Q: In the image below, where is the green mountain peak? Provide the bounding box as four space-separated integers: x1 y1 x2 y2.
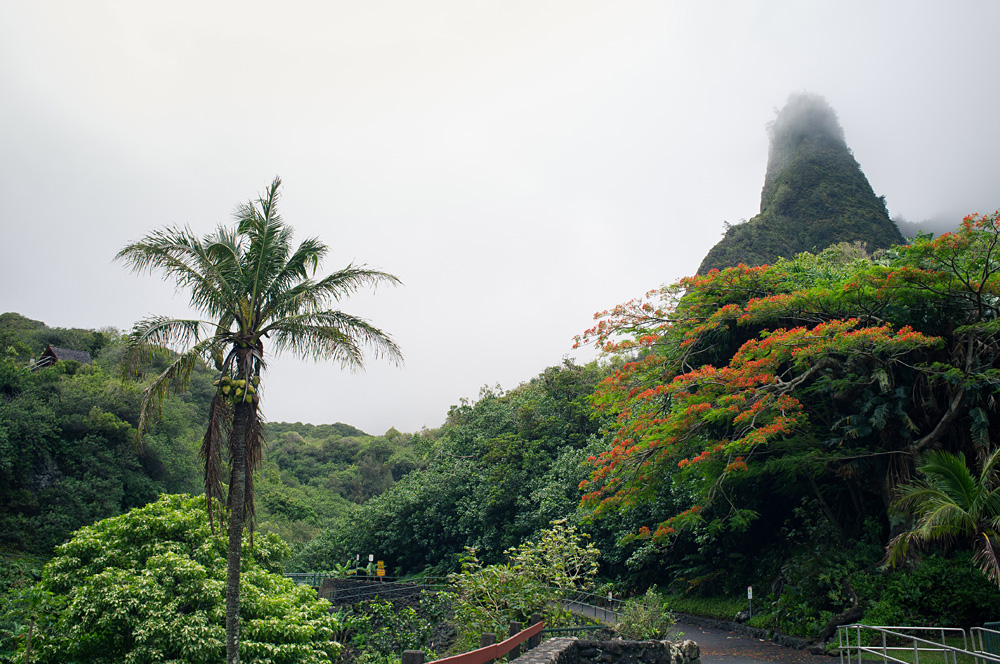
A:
698 93 904 274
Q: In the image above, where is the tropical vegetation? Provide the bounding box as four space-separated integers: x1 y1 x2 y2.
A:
885 449 1000 584
10 494 341 664
5 112 1000 659
114 176 402 663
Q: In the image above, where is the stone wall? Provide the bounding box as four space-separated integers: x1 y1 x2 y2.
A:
511 637 700 664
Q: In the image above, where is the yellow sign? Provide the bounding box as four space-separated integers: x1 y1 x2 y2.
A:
377 568 386 577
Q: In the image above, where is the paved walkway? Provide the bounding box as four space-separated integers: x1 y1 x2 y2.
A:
564 598 838 664
674 618 835 664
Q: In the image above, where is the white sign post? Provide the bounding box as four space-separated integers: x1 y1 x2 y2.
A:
747 586 753 619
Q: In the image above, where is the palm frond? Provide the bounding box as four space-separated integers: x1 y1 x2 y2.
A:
264 311 403 367
981 446 1000 493
243 406 265 543
973 532 1000 586
236 177 293 314
262 236 328 304
919 450 978 507
887 448 1000 587
883 530 917 569
262 264 402 322
311 264 403 301
117 226 240 320
131 334 218 443
122 316 207 361
201 393 232 533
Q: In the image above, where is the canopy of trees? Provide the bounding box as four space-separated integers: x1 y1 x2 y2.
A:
289 360 608 574
11 494 341 664
575 213 1000 596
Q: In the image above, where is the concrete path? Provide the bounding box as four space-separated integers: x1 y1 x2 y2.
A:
674 618 834 664
564 600 836 664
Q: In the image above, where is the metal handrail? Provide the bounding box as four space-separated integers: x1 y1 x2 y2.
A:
290 572 625 626
972 628 1000 662
838 624 1000 664
561 589 622 623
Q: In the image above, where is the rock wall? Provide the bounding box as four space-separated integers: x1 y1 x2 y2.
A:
511 637 700 664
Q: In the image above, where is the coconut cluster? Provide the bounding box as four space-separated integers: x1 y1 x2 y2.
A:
213 375 260 403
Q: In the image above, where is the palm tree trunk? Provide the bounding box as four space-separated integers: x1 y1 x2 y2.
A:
225 399 252 664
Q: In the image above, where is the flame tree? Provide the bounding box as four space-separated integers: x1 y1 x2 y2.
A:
577 213 1000 557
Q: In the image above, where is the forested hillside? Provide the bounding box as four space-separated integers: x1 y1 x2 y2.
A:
295 215 1000 637
5 99 1000 654
0 313 207 555
699 94 904 272
0 314 426 557
258 422 433 542
290 360 608 574
6 209 1000 648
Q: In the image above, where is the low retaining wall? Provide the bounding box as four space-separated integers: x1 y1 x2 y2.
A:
511 637 700 664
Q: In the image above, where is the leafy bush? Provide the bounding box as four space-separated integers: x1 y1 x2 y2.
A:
856 552 1000 628
507 520 600 591
449 550 559 651
7 494 341 664
336 592 453 664
448 520 601 650
616 588 674 640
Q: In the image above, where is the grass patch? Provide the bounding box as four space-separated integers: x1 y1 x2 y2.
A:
659 593 747 621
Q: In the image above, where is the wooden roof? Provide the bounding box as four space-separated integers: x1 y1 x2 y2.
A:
41 346 93 365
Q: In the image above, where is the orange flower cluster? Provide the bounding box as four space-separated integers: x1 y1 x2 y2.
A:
574 213 1000 541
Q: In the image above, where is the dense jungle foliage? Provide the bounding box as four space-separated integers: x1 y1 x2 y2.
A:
5 221 1000 657
0 313 425 564
296 217 1000 638
289 360 609 574
574 213 1000 633
8 494 342 664
6 213 1000 655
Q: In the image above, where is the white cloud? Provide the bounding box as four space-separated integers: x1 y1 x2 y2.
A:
3 1 1000 433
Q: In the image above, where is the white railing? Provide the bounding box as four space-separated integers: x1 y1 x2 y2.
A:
972 628 1000 664
838 624 1000 664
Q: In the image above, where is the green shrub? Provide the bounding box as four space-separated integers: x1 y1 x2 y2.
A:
617 588 675 640
8 494 341 664
448 521 601 650
856 552 1000 628
337 592 452 664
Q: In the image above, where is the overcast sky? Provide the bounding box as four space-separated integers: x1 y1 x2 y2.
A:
3 1 1000 435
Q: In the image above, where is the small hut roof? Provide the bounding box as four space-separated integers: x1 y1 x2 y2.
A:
44 346 93 364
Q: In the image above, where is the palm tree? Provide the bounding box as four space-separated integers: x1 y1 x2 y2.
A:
884 448 1000 586
116 177 402 664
